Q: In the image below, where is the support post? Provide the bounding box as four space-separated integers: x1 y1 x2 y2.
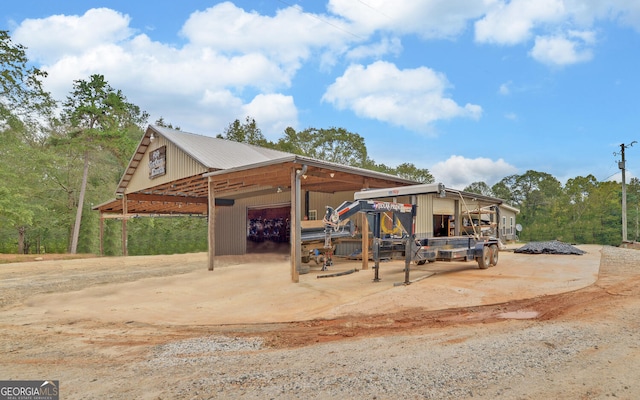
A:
290 166 305 282
361 214 369 270
618 141 636 243
621 144 628 242
99 215 104 256
208 176 216 271
404 237 411 285
121 195 128 256
372 213 381 282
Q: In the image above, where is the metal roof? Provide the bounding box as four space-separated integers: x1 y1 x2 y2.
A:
153 125 293 170
96 125 419 216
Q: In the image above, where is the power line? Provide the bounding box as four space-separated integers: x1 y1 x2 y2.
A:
355 0 392 20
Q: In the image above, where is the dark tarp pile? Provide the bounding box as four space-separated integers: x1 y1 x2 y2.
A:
514 240 586 255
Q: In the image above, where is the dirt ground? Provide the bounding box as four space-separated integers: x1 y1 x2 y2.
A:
1 245 639 399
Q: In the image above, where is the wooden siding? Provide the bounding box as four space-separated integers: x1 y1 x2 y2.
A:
126 135 208 194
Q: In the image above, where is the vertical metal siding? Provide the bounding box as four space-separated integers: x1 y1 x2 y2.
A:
127 136 208 194
308 191 353 220
215 191 358 255
416 194 434 238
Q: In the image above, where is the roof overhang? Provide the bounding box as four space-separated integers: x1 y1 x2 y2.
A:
95 155 418 216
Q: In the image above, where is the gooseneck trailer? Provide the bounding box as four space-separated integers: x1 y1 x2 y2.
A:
323 197 500 284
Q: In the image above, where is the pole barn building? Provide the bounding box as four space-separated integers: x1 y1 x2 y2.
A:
93 125 418 282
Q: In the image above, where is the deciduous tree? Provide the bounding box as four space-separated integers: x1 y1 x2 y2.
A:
58 74 147 253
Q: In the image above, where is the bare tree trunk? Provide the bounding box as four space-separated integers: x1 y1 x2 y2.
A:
70 150 90 254
17 226 26 254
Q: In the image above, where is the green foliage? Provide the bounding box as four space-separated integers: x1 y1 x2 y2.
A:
126 217 208 255
0 30 631 253
275 126 369 167
464 181 494 196
495 171 624 246
217 116 268 147
55 74 148 253
0 30 55 133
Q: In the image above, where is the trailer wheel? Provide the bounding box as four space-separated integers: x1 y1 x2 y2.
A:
477 246 491 269
489 244 499 266
416 259 427 265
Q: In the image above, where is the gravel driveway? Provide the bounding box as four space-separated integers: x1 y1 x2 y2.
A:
1 246 639 399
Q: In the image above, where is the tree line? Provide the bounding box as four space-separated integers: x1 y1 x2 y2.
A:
0 31 632 255
464 172 636 246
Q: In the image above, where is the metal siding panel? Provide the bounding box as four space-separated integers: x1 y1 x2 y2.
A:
214 191 357 255
416 195 434 238
308 191 353 220
127 136 207 194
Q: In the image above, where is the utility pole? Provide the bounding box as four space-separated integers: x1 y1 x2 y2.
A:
616 141 636 243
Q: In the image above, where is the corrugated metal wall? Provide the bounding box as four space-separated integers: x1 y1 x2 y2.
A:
415 194 434 238
215 190 355 255
307 191 353 221
127 136 208 194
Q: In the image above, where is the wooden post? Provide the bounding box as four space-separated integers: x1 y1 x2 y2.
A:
208 176 216 271
361 213 369 270
99 215 104 256
121 195 128 256
290 168 300 283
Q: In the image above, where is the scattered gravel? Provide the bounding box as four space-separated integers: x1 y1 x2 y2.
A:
131 245 640 399
514 240 586 255
143 324 602 399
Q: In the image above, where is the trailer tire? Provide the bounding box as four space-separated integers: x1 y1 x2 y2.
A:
477 246 491 269
416 259 427 265
489 244 499 266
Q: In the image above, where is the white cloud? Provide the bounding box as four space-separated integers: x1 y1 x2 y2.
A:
430 155 518 189
346 36 403 60
9 0 640 140
180 2 346 69
10 5 304 138
529 32 594 66
12 8 134 64
475 0 566 45
242 94 298 141
498 81 511 95
322 61 482 133
328 0 489 39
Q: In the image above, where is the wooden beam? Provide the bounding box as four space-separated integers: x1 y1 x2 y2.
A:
127 193 208 203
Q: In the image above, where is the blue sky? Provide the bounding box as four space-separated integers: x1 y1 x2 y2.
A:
3 1 640 189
